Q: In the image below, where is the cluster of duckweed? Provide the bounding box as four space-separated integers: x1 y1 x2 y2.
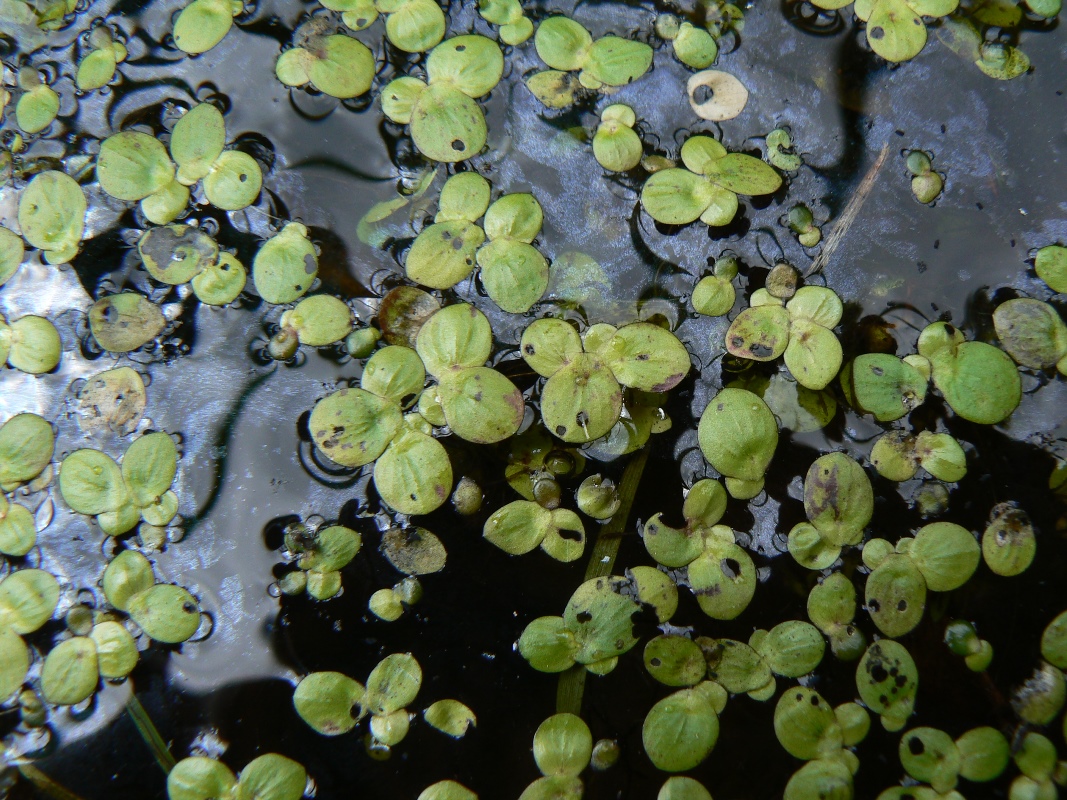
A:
0 0 1066 797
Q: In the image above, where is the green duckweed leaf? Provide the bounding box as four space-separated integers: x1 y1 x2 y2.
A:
535 17 592 72
593 111 642 172
305 569 342 600
597 323 690 392
122 432 177 507
0 569 59 634
203 150 262 211
913 431 966 482
698 388 778 491
575 474 620 520
976 42 1030 80
426 35 503 98
1041 612 1067 669
405 221 485 289
0 628 30 701
369 708 410 745
298 525 361 572
784 760 853 800
910 521 980 592
788 522 841 570
994 298 1067 370
657 777 712 800
139 178 188 226
673 23 718 69
687 542 756 620
705 152 782 196
583 36 653 87
18 170 86 263
415 303 491 377
900 727 960 793
89 292 167 353
41 636 98 705
436 172 491 223
102 550 155 612
310 387 403 468
438 367 524 444
0 502 35 557
373 429 452 515
692 275 735 317
807 572 857 632
15 84 59 134
865 0 926 63
784 318 842 390
701 637 771 694
642 686 719 772
477 239 549 313
956 727 1009 783
774 687 842 760
787 286 843 328
1035 245 1067 294
804 453 873 547
138 224 218 285
127 583 201 643
364 652 421 716
252 222 317 305
361 345 426 404
520 319 581 378
235 753 307 800
757 621 825 677
0 413 53 487
0 226 24 286
423 699 476 738
856 640 918 731
525 70 581 109
59 449 125 515
418 780 477 800
292 35 374 98
641 169 717 225
1014 731 1058 780
518 616 578 672
533 713 591 777
541 354 623 443
484 500 552 555
410 84 486 163
98 131 175 202
170 103 226 185
644 635 707 687
865 554 926 637
5 315 61 374
923 332 1020 425
293 671 364 735
518 776 583 800
380 526 445 575
725 305 790 361
89 620 138 679
167 757 238 800
564 577 639 666
385 0 446 53
767 129 803 171
846 353 927 422
379 77 427 125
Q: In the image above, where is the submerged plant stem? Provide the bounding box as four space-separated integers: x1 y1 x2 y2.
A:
126 693 177 773
556 446 651 715
17 764 86 800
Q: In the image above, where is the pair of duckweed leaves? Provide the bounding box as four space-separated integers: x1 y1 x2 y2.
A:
103 549 203 644
773 687 869 779
725 285 844 391
173 0 244 55
787 204 822 247
994 297 1067 374
1004 731 1067 800
368 575 423 622
293 653 475 745
167 753 306 800
870 429 967 483
787 452 873 569
0 569 60 701
40 612 139 706
641 135 782 228
809 0 957 64
405 172 550 313
905 150 944 204
642 680 726 773
381 35 504 163
75 25 127 91
58 432 180 536
517 571 677 675
691 253 740 318
697 387 778 499
483 500 586 562
592 104 643 173
519 713 591 800
477 0 533 45
17 169 86 265
323 0 446 52
88 292 167 352
0 310 61 374
862 522 980 638
943 619 994 672
279 523 362 600
808 572 867 661
138 223 247 305
655 14 720 70
97 102 263 224
917 320 1021 425
878 726 1009 796
270 295 355 359
275 31 375 100
520 317 690 444
14 67 59 135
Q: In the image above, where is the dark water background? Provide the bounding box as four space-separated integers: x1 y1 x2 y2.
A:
2 0 1067 797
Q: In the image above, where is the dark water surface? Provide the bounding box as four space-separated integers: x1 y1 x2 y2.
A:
2 0 1067 797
